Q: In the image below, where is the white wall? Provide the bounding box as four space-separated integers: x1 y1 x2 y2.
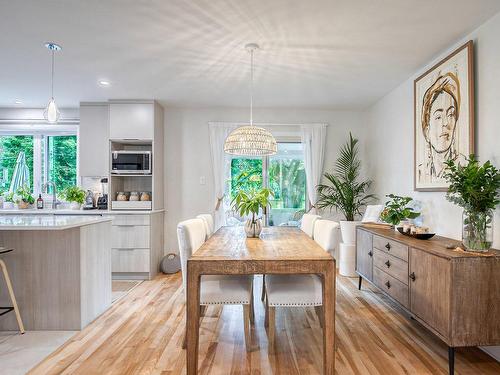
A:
164 107 367 251
365 12 500 360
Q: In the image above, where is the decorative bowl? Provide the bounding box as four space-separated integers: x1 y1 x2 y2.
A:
397 227 435 240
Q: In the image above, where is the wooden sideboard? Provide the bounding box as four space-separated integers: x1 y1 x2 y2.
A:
355 226 500 375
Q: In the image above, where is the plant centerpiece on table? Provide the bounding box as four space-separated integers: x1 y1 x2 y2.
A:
443 155 500 252
380 194 420 229
61 186 86 210
316 132 375 245
231 188 273 238
14 185 35 209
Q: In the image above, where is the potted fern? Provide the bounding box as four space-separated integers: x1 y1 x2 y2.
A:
231 188 273 237
443 155 500 252
316 133 375 244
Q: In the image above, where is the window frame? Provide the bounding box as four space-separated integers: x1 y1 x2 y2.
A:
0 124 79 195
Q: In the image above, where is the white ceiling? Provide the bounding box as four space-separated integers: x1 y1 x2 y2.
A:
1 0 499 109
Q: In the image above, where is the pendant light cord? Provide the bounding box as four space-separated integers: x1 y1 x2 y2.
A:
51 49 55 99
250 48 253 126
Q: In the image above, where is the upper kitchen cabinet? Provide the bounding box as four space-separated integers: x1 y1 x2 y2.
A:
109 100 163 140
79 102 109 177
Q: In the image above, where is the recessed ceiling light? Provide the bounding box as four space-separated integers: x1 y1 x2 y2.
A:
98 80 111 87
14 100 22 105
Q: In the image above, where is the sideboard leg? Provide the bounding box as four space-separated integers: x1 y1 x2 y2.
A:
358 276 362 290
448 346 455 375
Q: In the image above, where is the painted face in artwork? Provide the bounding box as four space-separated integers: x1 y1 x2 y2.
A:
428 91 457 153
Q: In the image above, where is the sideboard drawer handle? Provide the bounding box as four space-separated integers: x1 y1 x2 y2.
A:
385 260 391 268
385 243 391 250
385 281 391 289
409 272 416 281
368 251 373 257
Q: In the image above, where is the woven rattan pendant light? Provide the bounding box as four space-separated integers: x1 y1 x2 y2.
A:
224 44 277 156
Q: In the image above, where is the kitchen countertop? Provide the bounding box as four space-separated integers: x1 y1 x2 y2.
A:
0 215 113 230
0 208 165 215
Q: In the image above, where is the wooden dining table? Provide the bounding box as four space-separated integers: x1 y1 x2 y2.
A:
186 226 336 374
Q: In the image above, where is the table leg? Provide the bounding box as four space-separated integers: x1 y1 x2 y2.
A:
322 262 335 375
186 262 200 375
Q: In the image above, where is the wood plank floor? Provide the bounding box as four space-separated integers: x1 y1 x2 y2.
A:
29 273 499 374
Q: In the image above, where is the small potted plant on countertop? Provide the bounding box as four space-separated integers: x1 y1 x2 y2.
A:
14 185 35 209
380 194 420 230
2 191 15 209
443 155 500 252
316 133 376 245
231 187 274 237
61 186 86 210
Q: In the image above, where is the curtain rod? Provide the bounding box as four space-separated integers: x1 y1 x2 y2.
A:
0 118 79 125
209 121 328 127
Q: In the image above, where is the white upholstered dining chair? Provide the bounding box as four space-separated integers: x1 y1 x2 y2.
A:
196 213 214 239
264 219 337 352
300 213 321 238
177 218 254 351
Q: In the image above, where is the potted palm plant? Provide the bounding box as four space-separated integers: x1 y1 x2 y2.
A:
443 155 500 252
231 188 274 237
316 133 375 244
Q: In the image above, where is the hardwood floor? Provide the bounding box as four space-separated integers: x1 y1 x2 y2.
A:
29 273 499 374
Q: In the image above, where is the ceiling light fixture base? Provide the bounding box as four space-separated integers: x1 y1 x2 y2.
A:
44 42 62 51
245 43 259 52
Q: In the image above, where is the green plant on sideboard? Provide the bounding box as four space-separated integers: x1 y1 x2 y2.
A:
380 194 420 226
444 155 500 252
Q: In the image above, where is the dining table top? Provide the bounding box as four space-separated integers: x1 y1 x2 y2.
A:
190 225 333 262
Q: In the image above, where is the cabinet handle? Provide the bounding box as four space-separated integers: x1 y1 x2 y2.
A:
385 281 391 289
409 272 416 281
385 243 391 250
368 251 373 257
385 260 391 268
115 224 135 227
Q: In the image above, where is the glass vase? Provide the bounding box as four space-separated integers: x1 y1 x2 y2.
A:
462 209 493 252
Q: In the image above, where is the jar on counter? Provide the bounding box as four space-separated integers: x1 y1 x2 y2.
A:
129 192 140 201
116 192 128 201
140 191 151 201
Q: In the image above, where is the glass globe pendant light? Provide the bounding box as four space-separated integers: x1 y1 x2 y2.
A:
43 42 62 124
224 43 277 156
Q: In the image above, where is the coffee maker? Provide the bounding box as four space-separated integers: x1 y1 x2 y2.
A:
97 177 108 210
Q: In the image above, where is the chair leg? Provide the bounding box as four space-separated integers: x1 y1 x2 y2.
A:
249 289 255 325
264 295 269 328
0 259 24 334
314 306 324 328
261 275 266 302
243 304 251 352
268 306 276 353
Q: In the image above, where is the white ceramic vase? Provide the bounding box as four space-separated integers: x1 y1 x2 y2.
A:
244 218 262 238
3 201 14 209
339 220 361 245
70 202 81 210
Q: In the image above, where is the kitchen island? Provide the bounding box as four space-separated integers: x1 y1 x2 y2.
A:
0 215 112 331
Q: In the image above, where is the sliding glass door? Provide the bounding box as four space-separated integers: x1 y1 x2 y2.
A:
227 142 307 226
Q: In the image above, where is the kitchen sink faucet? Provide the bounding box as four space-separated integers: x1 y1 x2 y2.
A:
42 181 59 209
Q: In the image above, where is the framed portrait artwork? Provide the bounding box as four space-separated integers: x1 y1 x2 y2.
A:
414 40 474 191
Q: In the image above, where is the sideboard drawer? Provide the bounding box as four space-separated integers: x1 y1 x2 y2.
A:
112 225 150 248
373 235 408 262
373 266 409 308
373 249 408 285
112 248 150 273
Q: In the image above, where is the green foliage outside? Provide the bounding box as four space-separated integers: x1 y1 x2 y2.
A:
380 194 420 225
0 135 77 193
230 159 263 200
47 136 77 192
0 136 34 189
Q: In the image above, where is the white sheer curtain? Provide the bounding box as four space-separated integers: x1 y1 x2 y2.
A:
208 122 237 229
301 124 327 212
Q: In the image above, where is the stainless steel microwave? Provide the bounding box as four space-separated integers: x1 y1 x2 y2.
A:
111 151 152 174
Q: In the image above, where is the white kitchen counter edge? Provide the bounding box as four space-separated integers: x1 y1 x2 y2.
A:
0 216 113 230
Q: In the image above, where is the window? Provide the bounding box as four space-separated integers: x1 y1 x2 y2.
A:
0 127 78 194
228 142 307 226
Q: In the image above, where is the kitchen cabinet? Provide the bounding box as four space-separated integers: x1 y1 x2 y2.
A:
79 102 109 176
109 101 155 140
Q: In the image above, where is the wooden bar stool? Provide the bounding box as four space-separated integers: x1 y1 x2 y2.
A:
0 247 25 333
